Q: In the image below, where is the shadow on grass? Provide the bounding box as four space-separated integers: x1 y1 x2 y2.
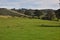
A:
38 24 60 27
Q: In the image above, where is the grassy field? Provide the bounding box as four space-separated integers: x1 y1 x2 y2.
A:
0 17 60 40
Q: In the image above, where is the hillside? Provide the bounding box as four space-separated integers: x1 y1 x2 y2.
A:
0 8 30 17
0 8 60 21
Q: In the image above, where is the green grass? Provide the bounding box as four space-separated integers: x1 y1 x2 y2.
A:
0 17 60 40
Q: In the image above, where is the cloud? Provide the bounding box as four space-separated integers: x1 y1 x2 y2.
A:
0 0 59 9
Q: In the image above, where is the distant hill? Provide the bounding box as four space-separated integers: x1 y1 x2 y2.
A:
0 8 59 21
0 8 29 17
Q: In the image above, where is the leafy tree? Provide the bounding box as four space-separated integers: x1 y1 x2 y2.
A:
34 10 43 19
55 9 60 21
42 10 57 20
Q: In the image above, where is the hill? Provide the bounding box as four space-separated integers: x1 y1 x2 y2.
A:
0 8 30 17
0 8 60 21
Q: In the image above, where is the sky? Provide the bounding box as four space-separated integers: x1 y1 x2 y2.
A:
0 0 59 9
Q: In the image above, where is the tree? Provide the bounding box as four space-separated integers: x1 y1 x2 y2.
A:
55 9 60 21
47 10 56 20
24 9 34 16
24 10 31 16
42 10 57 20
34 10 43 19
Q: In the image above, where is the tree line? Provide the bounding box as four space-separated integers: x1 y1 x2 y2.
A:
11 8 60 21
0 8 60 21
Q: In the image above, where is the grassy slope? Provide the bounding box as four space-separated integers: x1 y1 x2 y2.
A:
0 17 60 40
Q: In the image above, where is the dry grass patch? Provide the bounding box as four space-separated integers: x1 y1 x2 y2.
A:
0 15 12 18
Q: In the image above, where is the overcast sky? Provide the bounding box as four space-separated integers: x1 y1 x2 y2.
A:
0 0 59 9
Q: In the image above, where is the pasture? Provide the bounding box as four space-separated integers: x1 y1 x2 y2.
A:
0 17 60 40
